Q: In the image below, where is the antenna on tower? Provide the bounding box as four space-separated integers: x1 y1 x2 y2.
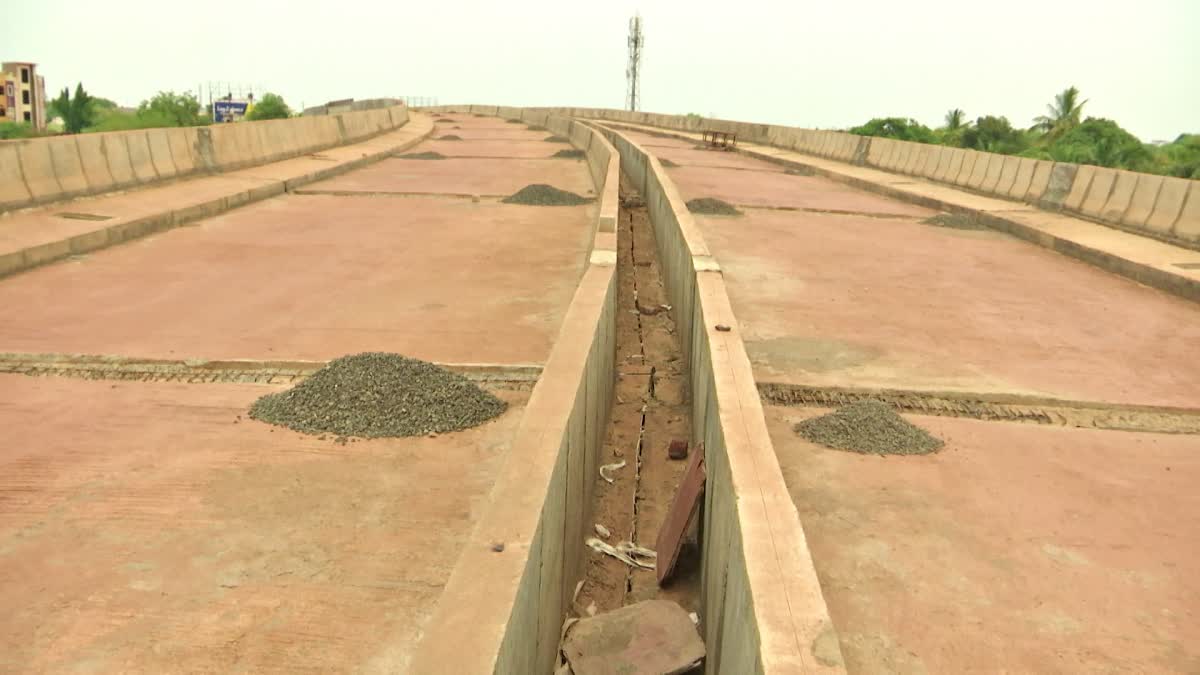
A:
626 14 644 112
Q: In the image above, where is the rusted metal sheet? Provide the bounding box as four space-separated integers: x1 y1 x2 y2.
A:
655 443 705 585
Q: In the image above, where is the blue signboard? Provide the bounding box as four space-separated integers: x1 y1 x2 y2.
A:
213 100 249 123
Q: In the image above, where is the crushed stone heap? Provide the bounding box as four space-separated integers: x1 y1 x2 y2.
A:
249 352 507 438
794 400 943 456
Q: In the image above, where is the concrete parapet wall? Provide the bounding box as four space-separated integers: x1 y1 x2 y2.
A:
0 105 409 214
501 106 1198 248
407 113 620 674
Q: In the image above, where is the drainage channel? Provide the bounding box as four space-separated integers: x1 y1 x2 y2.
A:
572 171 700 618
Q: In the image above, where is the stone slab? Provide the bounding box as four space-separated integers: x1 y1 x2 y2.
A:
562 600 705 675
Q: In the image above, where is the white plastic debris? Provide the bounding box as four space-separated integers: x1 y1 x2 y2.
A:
586 537 657 570
599 460 626 483
594 523 611 538
689 612 699 626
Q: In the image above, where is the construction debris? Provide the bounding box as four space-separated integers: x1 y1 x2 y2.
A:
794 400 944 456
437 134 463 140
398 151 447 160
668 440 688 460
248 352 506 438
544 135 570 143
923 213 988 230
502 183 592 206
562 600 704 675
656 446 706 585
586 538 656 570
599 460 626 483
686 197 742 216
594 523 611 538
553 148 587 159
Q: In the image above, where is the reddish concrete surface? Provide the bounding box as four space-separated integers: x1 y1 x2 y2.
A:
0 194 593 365
423 138 572 158
621 129 932 216
766 405 1200 674
695 207 1200 407
630 124 1200 408
0 374 527 672
309 156 594 195
0 174 277 255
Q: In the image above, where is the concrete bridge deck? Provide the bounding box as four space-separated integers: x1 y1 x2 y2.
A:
2 102 1197 673
613 125 1200 673
0 113 599 672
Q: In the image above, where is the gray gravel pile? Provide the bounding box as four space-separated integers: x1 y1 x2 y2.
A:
553 149 586 159
249 353 507 438
526 124 546 131
923 213 987 230
502 184 592 206
785 166 816 176
399 151 447 160
505 118 524 124
794 401 943 456
434 119 456 124
544 135 570 143
438 134 463 140
686 197 742 216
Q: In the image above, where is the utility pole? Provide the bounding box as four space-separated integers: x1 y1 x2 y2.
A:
626 14 644 112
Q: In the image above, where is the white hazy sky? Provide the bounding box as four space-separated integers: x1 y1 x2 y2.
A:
4 0 1197 141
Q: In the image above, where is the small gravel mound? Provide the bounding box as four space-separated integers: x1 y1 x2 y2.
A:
553 149 586 159
923 213 987 230
659 158 680 168
544 135 570 143
686 197 742 216
526 124 546 131
249 353 507 438
794 401 943 456
785 166 816 176
438 134 463 141
505 118 524 124
434 119 456 124
399 151 446 160
502 184 592 206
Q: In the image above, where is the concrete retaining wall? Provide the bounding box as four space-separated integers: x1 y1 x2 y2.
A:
459 106 1198 248
595 123 845 674
408 112 620 674
0 105 409 213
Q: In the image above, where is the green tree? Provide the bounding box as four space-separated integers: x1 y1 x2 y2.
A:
1157 134 1200 179
1033 86 1087 138
961 116 1027 155
138 91 203 126
849 117 935 143
1047 117 1152 171
50 83 97 134
943 109 966 131
246 93 291 120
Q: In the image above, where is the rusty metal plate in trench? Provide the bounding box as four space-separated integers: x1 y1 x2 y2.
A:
655 443 705 585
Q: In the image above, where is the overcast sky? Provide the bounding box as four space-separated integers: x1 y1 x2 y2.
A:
4 0 1197 141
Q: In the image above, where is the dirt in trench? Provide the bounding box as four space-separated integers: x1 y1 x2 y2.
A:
574 172 700 619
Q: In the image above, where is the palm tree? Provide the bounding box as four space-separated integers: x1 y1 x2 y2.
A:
1034 86 1087 137
944 108 966 130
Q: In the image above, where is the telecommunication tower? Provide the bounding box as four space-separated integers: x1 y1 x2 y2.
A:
626 14 644 112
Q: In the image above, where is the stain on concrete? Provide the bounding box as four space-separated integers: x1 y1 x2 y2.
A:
747 336 882 375
811 623 846 667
